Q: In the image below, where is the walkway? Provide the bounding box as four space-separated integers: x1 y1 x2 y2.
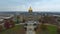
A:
25 21 36 34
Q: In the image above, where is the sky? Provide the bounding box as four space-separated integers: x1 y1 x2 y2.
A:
0 0 60 12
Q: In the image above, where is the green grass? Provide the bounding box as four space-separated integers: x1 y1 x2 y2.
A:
47 25 57 34
0 25 24 34
36 25 57 34
0 25 57 34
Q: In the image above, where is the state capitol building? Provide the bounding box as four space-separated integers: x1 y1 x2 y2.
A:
19 7 41 22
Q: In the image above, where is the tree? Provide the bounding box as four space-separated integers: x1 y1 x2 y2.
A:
9 19 15 28
40 24 47 31
22 19 25 23
16 16 20 24
4 19 10 29
0 25 3 32
57 27 60 34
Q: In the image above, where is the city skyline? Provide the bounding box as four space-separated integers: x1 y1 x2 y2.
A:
0 0 60 12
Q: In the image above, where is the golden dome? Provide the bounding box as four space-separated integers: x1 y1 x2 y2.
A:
29 6 32 10
28 6 33 13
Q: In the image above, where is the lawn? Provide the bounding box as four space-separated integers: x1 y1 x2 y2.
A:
0 24 57 34
0 25 25 34
36 25 57 34
47 25 57 34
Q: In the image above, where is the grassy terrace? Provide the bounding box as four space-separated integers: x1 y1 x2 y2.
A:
0 25 25 34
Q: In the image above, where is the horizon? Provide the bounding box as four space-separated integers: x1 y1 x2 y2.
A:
0 11 60 13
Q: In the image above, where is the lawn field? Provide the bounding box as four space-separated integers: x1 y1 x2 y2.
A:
0 25 26 34
47 25 57 34
0 24 57 34
36 25 57 34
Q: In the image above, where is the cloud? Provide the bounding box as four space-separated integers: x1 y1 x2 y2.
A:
0 5 28 11
0 0 60 11
30 0 60 11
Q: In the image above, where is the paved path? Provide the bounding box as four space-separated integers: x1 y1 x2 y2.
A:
26 21 36 34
